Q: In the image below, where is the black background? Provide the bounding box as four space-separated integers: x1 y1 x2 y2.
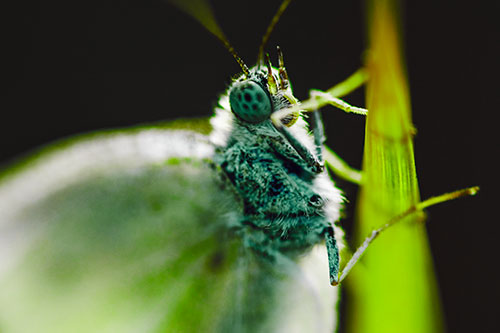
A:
2 0 498 332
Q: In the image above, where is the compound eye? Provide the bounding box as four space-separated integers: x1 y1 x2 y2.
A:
229 81 272 123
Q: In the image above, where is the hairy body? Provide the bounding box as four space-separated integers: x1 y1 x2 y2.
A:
211 67 344 283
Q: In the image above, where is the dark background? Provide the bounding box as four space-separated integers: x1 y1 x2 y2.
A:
2 0 497 332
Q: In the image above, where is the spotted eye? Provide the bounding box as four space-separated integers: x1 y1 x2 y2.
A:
229 81 272 123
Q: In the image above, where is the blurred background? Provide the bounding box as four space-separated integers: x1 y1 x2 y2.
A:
2 0 497 332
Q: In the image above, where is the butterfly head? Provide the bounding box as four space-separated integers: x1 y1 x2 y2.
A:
229 47 299 127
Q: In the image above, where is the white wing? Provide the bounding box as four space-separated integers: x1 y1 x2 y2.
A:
0 127 337 332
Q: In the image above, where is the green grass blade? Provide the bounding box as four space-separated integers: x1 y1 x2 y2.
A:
346 1 444 332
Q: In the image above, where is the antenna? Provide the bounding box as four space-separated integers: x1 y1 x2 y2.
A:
168 0 249 76
219 40 250 76
257 0 293 65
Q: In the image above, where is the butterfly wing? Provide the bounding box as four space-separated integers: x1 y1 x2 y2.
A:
0 127 337 332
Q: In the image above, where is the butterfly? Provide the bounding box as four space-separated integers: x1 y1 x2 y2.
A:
0 1 359 331
0 0 478 332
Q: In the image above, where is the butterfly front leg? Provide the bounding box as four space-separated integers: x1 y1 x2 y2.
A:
311 110 326 163
324 226 341 286
272 122 324 174
310 114 342 285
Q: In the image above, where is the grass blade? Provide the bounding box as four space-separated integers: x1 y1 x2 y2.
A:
346 1 444 332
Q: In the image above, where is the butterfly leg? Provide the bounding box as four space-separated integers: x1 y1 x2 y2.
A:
308 68 368 115
309 90 368 116
324 226 341 286
324 67 368 98
272 123 324 174
311 110 326 164
335 187 478 284
309 104 349 285
323 146 363 184
272 69 368 124
308 105 362 184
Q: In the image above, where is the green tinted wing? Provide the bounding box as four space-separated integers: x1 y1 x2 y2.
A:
0 128 337 332
0 129 237 332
